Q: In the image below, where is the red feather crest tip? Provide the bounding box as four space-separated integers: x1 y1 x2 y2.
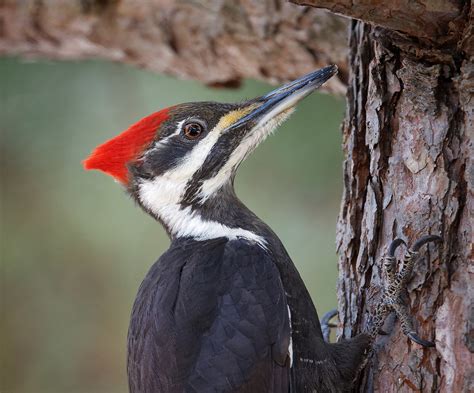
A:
83 108 171 184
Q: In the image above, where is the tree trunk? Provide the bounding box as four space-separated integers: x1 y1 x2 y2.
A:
2 0 472 391
335 17 473 393
290 1 472 391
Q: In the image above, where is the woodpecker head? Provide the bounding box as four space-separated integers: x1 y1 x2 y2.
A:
84 66 337 238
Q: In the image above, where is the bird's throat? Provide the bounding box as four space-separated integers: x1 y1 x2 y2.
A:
138 178 268 246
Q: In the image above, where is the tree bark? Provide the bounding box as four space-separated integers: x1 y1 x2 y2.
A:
291 0 467 46
2 0 472 391
334 14 473 393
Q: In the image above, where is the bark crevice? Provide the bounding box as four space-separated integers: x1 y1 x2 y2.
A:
336 14 472 392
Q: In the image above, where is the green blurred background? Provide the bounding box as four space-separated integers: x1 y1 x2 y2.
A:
1 57 344 393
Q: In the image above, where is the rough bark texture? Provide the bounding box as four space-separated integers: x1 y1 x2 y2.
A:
335 14 473 393
291 0 467 46
0 0 348 93
2 0 473 392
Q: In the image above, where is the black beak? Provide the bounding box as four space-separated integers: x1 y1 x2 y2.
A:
230 65 338 130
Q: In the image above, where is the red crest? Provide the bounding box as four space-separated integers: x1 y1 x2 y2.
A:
83 108 171 184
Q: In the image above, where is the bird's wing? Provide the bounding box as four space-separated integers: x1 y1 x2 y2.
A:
180 239 291 393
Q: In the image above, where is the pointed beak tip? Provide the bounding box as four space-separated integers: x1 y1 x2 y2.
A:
231 65 340 129
320 64 338 80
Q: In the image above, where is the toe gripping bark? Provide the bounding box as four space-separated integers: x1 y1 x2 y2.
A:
321 309 338 343
368 235 443 347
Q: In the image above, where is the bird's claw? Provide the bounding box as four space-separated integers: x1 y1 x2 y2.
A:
320 309 338 343
407 332 435 347
370 235 442 347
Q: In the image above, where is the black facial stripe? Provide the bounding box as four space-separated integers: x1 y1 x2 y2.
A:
181 124 251 205
139 137 197 177
130 102 237 180
162 102 234 137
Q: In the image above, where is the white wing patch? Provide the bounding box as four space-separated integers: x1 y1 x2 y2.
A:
288 305 293 367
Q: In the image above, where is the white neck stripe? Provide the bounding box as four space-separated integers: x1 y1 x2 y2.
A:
138 177 267 247
135 108 293 248
158 205 266 246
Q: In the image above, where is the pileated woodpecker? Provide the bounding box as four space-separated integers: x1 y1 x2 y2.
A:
84 66 440 393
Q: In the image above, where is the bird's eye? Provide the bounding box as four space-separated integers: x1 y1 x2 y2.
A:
183 123 204 140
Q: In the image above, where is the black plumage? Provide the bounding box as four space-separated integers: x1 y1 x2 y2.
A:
127 238 291 393
127 193 371 392
87 67 382 393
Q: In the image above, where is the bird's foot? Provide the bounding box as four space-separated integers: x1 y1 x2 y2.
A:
320 309 338 343
369 235 442 347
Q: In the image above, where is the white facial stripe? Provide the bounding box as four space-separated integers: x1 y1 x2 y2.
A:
137 102 297 244
159 205 266 246
144 119 185 159
139 173 185 207
139 109 248 202
137 109 267 246
138 176 266 247
156 109 251 182
177 129 221 179
198 109 294 202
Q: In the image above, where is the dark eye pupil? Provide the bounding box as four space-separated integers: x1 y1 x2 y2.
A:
184 123 203 139
188 125 200 135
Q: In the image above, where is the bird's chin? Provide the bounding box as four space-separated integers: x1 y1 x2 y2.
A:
254 107 295 139
272 107 295 127
237 107 295 164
